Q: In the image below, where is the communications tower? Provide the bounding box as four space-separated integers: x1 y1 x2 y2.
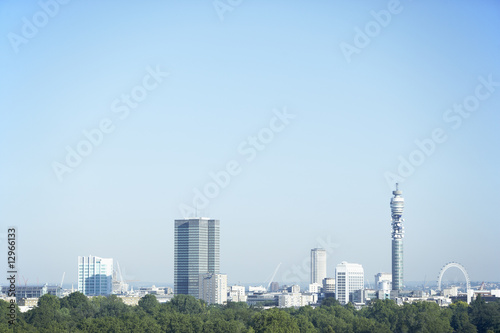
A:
390 184 405 291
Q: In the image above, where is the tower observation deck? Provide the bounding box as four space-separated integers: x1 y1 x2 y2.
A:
391 184 405 291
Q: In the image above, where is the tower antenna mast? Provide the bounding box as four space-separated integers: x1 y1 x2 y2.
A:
390 183 405 293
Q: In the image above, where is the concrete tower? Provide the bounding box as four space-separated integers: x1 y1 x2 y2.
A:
391 184 405 292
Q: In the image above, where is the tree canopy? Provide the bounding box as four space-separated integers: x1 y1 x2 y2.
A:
2 293 498 332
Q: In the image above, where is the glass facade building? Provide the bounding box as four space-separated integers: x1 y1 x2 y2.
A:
78 255 113 296
174 218 220 297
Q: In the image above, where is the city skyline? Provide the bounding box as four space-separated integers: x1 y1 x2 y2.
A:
1 1 499 286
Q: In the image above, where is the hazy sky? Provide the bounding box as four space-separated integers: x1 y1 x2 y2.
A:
1 0 499 288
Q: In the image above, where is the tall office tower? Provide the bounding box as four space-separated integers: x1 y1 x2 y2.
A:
391 184 405 292
311 248 327 285
335 262 364 305
199 273 227 305
174 218 220 297
78 255 113 296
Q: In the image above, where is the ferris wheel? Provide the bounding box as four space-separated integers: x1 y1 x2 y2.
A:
437 262 471 292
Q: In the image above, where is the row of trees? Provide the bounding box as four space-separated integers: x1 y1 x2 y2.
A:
1 293 499 332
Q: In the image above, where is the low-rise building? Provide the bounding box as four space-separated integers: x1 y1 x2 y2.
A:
228 285 247 303
1 284 62 301
278 293 301 307
323 277 335 297
246 293 278 306
352 289 377 304
117 296 141 306
137 285 171 296
309 283 322 293
249 286 267 293
155 294 175 303
18 298 38 307
278 292 317 308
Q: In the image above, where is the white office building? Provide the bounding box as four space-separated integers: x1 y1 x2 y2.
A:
228 285 247 303
279 293 301 308
311 248 327 285
335 262 364 305
375 272 392 298
278 293 316 308
78 256 113 296
199 273 227 305
309 283 322 293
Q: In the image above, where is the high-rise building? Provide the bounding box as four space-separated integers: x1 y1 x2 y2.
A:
390 184 405 291
174 218 220 297
335 261 364 305
311 248 327 285
78 255 113 296
199 273 227 305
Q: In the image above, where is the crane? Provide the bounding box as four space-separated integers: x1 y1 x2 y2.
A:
116 262 137 293
267 263 281 291
116 262 126 293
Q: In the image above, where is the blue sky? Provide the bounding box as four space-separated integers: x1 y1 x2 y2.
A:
1 0 499 287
